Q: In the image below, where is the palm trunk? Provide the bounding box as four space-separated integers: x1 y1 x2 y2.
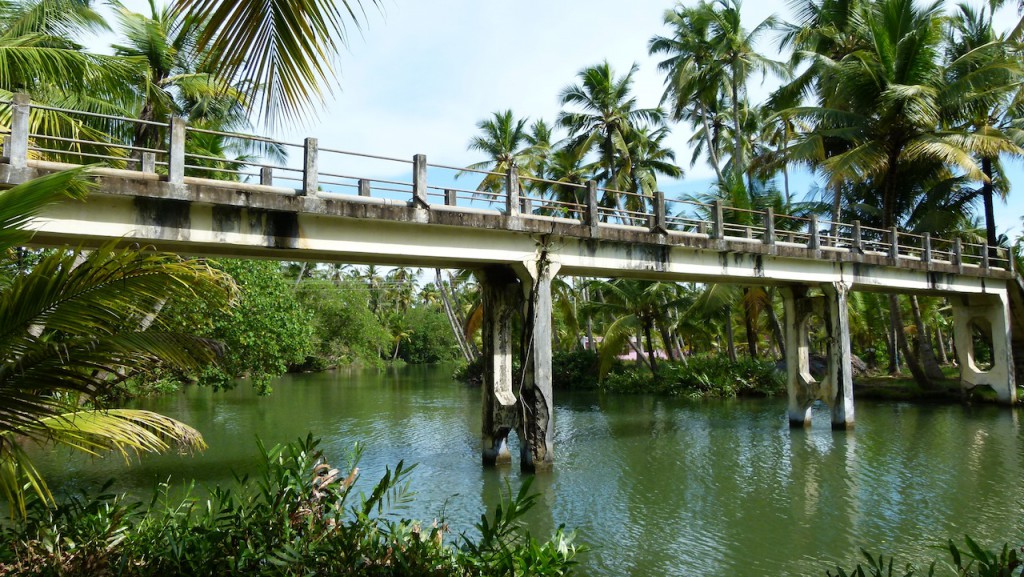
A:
936 325 949 365
983 156 997 246
436 269 475 362
766 289 785 360
743 287 758 359
293 261 308 288
697 101 728 188
657 321 677 362
731 73 744 183
910 295 944 381
888 294 938 389
725 306 737 362
887 303 901 374
831 181 842 240
644 322 658 376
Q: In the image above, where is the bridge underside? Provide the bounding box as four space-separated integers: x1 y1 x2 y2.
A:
11 167 1018 471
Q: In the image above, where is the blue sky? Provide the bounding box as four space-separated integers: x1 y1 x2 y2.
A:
99 0 1024 239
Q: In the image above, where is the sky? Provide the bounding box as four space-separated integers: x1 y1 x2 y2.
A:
95 0 1024 238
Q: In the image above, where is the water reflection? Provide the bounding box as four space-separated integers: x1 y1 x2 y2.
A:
32 366 1024 577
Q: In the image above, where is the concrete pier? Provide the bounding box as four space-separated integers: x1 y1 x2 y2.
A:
515 256 559 472
479 266 519 466
478 256 558 472
952 293 1017 403
781 283 854 429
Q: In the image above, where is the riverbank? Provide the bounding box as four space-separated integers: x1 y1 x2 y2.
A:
853 375 1022 404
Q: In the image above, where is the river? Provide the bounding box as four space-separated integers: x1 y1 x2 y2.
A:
38 364 1024 576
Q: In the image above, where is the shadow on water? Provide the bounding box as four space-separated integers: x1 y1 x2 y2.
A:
31 366 1024 577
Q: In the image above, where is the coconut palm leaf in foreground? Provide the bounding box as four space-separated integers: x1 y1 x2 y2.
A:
0 170 237 516
171 0 380 126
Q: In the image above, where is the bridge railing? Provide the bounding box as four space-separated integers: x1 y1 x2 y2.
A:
0 94 1013 275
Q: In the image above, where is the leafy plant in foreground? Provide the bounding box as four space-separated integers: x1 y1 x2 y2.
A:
0 436 583 576
827 537 1024 577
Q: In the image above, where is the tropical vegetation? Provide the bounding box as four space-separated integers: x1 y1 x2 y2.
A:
0 436 582 576
0 170 235 516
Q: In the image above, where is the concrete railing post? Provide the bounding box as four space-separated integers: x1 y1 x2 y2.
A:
852 220 863 253
8 93 29 169
445 188 456 206
585 180 599 237
809 214 820 250
168 117 186 185
763 207 775 246
301 137 318 196
982 243 990 271
413 154 430 208
711 200 724 240
358 178 371 197
652 189 667 233
142 152 156 174
506 165 520 218
953 238 963 266
922 233 931 263
889 227 900 263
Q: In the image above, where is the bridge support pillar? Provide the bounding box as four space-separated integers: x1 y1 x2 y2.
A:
477 255 558 472
781 283 854 429
952 293 1016 404
479 266 519 466
515 256 559 473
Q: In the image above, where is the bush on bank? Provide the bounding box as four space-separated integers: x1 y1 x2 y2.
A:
0 436 582 577
601 354 784 398
457 350 784 399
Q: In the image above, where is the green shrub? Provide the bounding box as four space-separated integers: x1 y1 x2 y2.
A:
295 278 392 370
0 436 582 576
399 306 461 364
602 355 784 398
551 349 600 390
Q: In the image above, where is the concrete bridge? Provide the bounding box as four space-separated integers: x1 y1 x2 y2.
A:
2 95 1019 472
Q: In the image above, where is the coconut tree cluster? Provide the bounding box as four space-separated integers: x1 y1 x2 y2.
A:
462 0 1024 388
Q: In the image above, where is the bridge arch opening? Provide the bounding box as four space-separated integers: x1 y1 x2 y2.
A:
968 317 995 372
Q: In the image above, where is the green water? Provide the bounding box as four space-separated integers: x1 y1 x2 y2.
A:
38 365 1024 576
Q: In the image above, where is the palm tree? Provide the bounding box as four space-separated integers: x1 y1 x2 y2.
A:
650 1 730 188
650 0 785 190
557 61 664 206
784 0 1014 231
627 125 683 203
0 0 134 103
0 169 236 516
944 2 1024 249
584 278 681 377
524 118 556 182
111 0 247 149
533 142 595 220
703 0 787 180
780 0 1021 384
463 109 534 197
